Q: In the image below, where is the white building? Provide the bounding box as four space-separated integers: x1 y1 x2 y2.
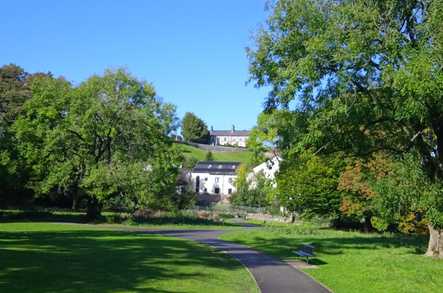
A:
190 161 240 201
247 155 282 187
210 125 250 147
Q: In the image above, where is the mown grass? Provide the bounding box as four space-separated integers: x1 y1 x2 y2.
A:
0 222 258 293
221 222 442 293
0 209 249 230
178 143 252 163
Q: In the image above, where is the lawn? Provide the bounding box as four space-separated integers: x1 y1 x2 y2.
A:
221 222 442 293
177 143 252 164
0 222 258 293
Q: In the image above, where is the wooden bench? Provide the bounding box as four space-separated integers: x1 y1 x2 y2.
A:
294 244 315 264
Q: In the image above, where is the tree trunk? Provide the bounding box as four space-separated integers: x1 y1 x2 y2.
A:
425 224 443 258
71 190 80 210
362 215 372 233
86 197 101 220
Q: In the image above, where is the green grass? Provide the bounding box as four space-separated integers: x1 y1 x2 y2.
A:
0 222 258 293
178 143 252 163
221 222 442 293
0 209 251 230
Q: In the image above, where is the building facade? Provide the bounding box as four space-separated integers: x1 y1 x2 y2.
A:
190 161 240 201
210 125 250 147
247 155 282 189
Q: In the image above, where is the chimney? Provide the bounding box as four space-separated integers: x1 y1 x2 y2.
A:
232 125 235 133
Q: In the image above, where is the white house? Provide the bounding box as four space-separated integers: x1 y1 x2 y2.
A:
210 125 250 147
247 155 282 187
190 161 240 201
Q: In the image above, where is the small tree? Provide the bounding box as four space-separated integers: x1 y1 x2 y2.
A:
205 151 214 161
181 112 209 143
231 164 271 208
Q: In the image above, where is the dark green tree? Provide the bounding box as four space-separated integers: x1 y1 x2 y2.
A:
249 0 443 256
181 112 209 143
205 151 214 161
0 64 32 205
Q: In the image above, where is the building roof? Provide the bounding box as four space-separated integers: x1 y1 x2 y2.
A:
210 130 250 137
192 161 241 175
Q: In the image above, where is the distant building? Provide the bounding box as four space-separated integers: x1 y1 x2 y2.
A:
210 125 250 147
247 155 282 188
190 161 240 202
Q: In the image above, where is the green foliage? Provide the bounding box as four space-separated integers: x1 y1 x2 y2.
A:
0 64 38 205
247 111 278 163
371 154 443 230
231 164 271 208
249 0 443 250
277 151 343 219
205 151 214 161
177 143 252 163
13 69 181 217
181 112 209 143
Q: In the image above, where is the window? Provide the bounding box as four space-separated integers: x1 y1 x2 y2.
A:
205 177 208 181
214 187 220 194
228 178 233 184
215 177 219 183
228 188 232 194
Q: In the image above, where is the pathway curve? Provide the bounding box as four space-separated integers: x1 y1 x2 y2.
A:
141 228 330 293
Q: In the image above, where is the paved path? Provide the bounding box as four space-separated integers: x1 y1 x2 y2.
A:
142 229 330 293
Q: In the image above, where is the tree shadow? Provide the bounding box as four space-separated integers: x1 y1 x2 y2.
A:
0 229 251 293
227 231 428 266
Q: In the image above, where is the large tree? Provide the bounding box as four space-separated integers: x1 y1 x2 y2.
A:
249 0 443 256
181 112 209 143
14 69 181 218
0 64 32 205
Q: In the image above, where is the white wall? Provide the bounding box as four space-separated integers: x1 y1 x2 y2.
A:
190 172 237 196
216 135 247 147
247 156 281 188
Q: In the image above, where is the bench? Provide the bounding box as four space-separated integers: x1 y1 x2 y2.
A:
294 244 315 264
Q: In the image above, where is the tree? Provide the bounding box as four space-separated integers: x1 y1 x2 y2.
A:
14 69 181 219
277 151 343 220
231 164 271 208
181 112 209 143
0 64 32 206
249 0 443 256
205 151 214 161
247 111 279 164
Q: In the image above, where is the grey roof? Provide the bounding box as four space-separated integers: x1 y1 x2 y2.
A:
192 161 241 175
210 130 250 137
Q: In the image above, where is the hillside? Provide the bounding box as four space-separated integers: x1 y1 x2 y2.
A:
177 143 252 164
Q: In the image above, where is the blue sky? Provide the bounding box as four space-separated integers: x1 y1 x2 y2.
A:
0 0 270 130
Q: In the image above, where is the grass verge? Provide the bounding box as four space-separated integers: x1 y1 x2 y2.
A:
221 222 441 293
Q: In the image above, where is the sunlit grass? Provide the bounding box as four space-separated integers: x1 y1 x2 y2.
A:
221 222 441 293
0 222 258 293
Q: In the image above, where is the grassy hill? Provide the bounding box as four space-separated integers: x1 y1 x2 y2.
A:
177 143 252 164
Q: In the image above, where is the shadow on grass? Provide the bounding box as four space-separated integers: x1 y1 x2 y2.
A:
0 209 246 228
226 230 428 265
0 229 247 293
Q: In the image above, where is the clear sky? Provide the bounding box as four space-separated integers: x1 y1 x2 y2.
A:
0 0 270 130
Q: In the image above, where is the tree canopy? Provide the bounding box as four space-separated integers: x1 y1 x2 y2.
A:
249 0 443 256
13 69 181 218
181 112 210 143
